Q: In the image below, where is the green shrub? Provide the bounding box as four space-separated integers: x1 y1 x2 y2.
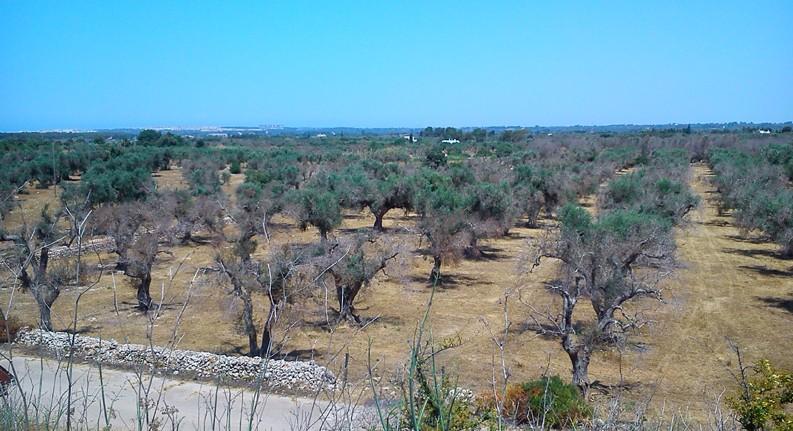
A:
229 159 242 174
727 359 793 431
81 163 153 203
478 376 591 428
559 204 592 236
425 145 447 168
519 376 591 427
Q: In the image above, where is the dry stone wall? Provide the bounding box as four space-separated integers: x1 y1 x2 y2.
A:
15 329 336 393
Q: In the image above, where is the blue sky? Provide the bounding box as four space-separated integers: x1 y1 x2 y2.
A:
1 1 791 130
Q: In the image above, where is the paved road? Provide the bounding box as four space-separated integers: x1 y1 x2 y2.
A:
1 353 356 430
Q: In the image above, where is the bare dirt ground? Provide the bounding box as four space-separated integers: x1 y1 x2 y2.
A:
2 164 792 419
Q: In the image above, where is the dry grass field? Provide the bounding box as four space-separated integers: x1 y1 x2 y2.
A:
2 164 792 419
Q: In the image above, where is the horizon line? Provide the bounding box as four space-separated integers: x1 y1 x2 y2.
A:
2 120 792 134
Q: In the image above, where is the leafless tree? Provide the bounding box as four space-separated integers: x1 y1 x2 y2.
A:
215 186 308 357
124 231 161 311
94 202 148 271
419 212 471 284
216 236 261 355
318 236 398 324
6 206 65 330
215 225 310 356
161 191 224 245
60 184 93 284
95 199 168 311
256 245 308 354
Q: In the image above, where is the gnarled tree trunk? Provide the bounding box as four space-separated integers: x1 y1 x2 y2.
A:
559 281 592 397
260 301 276 358
240 291 258 356
373 208 388 231
464 236 482 259
34 288 58 332
335 281 363 324
219 257 260 357
428 255 442 284
135 272 152 311
21 247 60 331
563 338 592 397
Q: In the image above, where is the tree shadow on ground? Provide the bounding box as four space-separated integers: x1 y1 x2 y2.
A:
511 320 559 341
116 301 185 315
406 273 493 289
304 313 403 332
338 226 370 235
342 213 368 220
739 265 793 278
464 245 509 261
502 230 530 240
725 234 771 245
702 220 731 227
268 222 293 230
216 342 245 356
722 247 790 260
276 348 319 362
756 296 793 314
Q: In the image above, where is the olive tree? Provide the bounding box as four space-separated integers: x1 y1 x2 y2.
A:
182 158 222 196
511 164 546 227
215 184 304 357
124 231 161 311
318 235 398 324
463 181 513 258
162 190 224 245
334 161 414 231
530 206 676 396
710 148 793 256
95 199 166 311
413 173 473 283
5 206 64 330
94 202 148 272
285 186 342 240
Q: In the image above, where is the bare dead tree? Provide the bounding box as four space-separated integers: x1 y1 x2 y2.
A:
124 231 160 311
95 199 167 312
216 236 261 356
215 186 306 357
255 245 308 355
463 182 514 259
94 202 148 271
319 236 398 325
161 191 224 245
8 205 66 330
216 226 311 357
60 184 93 285
417 210 471 284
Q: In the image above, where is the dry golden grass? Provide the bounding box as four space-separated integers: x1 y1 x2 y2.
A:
2 164 792 419
625 163 793 408
3 184 62 230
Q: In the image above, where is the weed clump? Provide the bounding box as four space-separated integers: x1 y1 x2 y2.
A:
480 375 592 428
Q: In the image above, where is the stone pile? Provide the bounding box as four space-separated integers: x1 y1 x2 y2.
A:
15 329 336 392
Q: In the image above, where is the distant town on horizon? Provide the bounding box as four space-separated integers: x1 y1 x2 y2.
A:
2 121 792 137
